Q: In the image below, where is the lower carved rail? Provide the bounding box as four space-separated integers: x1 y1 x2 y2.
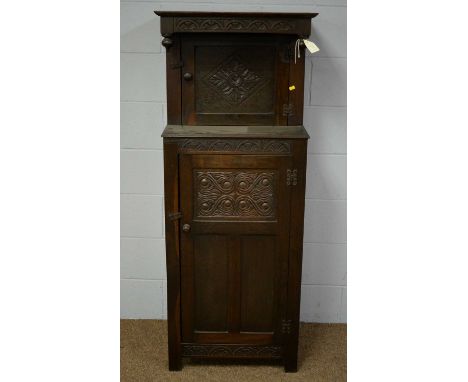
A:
181 344 283 358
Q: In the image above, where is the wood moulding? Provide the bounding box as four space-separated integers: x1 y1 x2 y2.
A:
155 12 317 37
174 139 291 153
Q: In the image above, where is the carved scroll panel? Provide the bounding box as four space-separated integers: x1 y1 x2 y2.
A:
195 170 276 219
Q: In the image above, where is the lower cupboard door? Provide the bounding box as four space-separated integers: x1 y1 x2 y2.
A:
179 153 292 346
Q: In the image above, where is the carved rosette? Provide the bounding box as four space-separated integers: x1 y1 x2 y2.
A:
182 344 282 358
174 17 295 34
196 171 276 218
178 139 291 153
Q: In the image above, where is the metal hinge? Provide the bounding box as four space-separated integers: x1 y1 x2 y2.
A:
282 103 294 116
281 319 292 334
287 169 298 186
168 212 182 221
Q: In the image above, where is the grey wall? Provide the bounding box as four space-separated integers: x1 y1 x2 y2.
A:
121 0 347 322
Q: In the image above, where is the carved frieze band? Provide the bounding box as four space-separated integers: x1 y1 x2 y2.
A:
174 17 296 34
196 171 276 218
178 139 291 153
182 344 282 358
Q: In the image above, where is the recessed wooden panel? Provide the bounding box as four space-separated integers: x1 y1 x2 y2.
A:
194 170 276 220
240 235 276 332
194 235 228 331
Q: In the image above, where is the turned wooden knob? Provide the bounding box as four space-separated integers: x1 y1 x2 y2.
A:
183 72 193 81
161 37 173 49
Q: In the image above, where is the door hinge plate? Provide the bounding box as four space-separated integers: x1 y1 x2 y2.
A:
281 319 292 334
282 103 294 117
287 169 298 186
168 212 182 221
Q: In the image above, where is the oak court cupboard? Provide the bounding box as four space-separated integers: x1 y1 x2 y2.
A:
155 11 318 372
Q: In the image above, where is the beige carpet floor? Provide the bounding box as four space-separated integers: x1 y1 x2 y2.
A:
121 320 346 382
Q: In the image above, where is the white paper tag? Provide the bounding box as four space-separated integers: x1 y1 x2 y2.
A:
303 39 320 54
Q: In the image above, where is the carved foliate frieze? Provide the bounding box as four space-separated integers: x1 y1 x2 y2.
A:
182 344 282 358
174 17 295 34
177 139 291 153
195 171 276 218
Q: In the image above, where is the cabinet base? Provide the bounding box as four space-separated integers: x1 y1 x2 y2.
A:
168 343 298 372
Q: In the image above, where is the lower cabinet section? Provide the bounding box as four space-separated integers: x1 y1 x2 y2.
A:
162 133 308 372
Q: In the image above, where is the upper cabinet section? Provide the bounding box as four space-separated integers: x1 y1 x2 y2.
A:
155 12 318 127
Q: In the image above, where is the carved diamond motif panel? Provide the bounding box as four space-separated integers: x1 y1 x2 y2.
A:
204 55 267 105
195 170 276 218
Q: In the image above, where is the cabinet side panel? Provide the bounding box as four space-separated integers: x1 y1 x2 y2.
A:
284 140 308 372
163 141 182 370
240 235 276 332
194 235 229 331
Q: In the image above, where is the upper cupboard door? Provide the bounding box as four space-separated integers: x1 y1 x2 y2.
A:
181 35 290 126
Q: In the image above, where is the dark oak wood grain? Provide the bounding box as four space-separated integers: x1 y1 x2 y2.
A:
162 125 309 139
284 140 308 372
164 35 182 125
158 11 316 373
287 39 306 126
163 142 182 370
